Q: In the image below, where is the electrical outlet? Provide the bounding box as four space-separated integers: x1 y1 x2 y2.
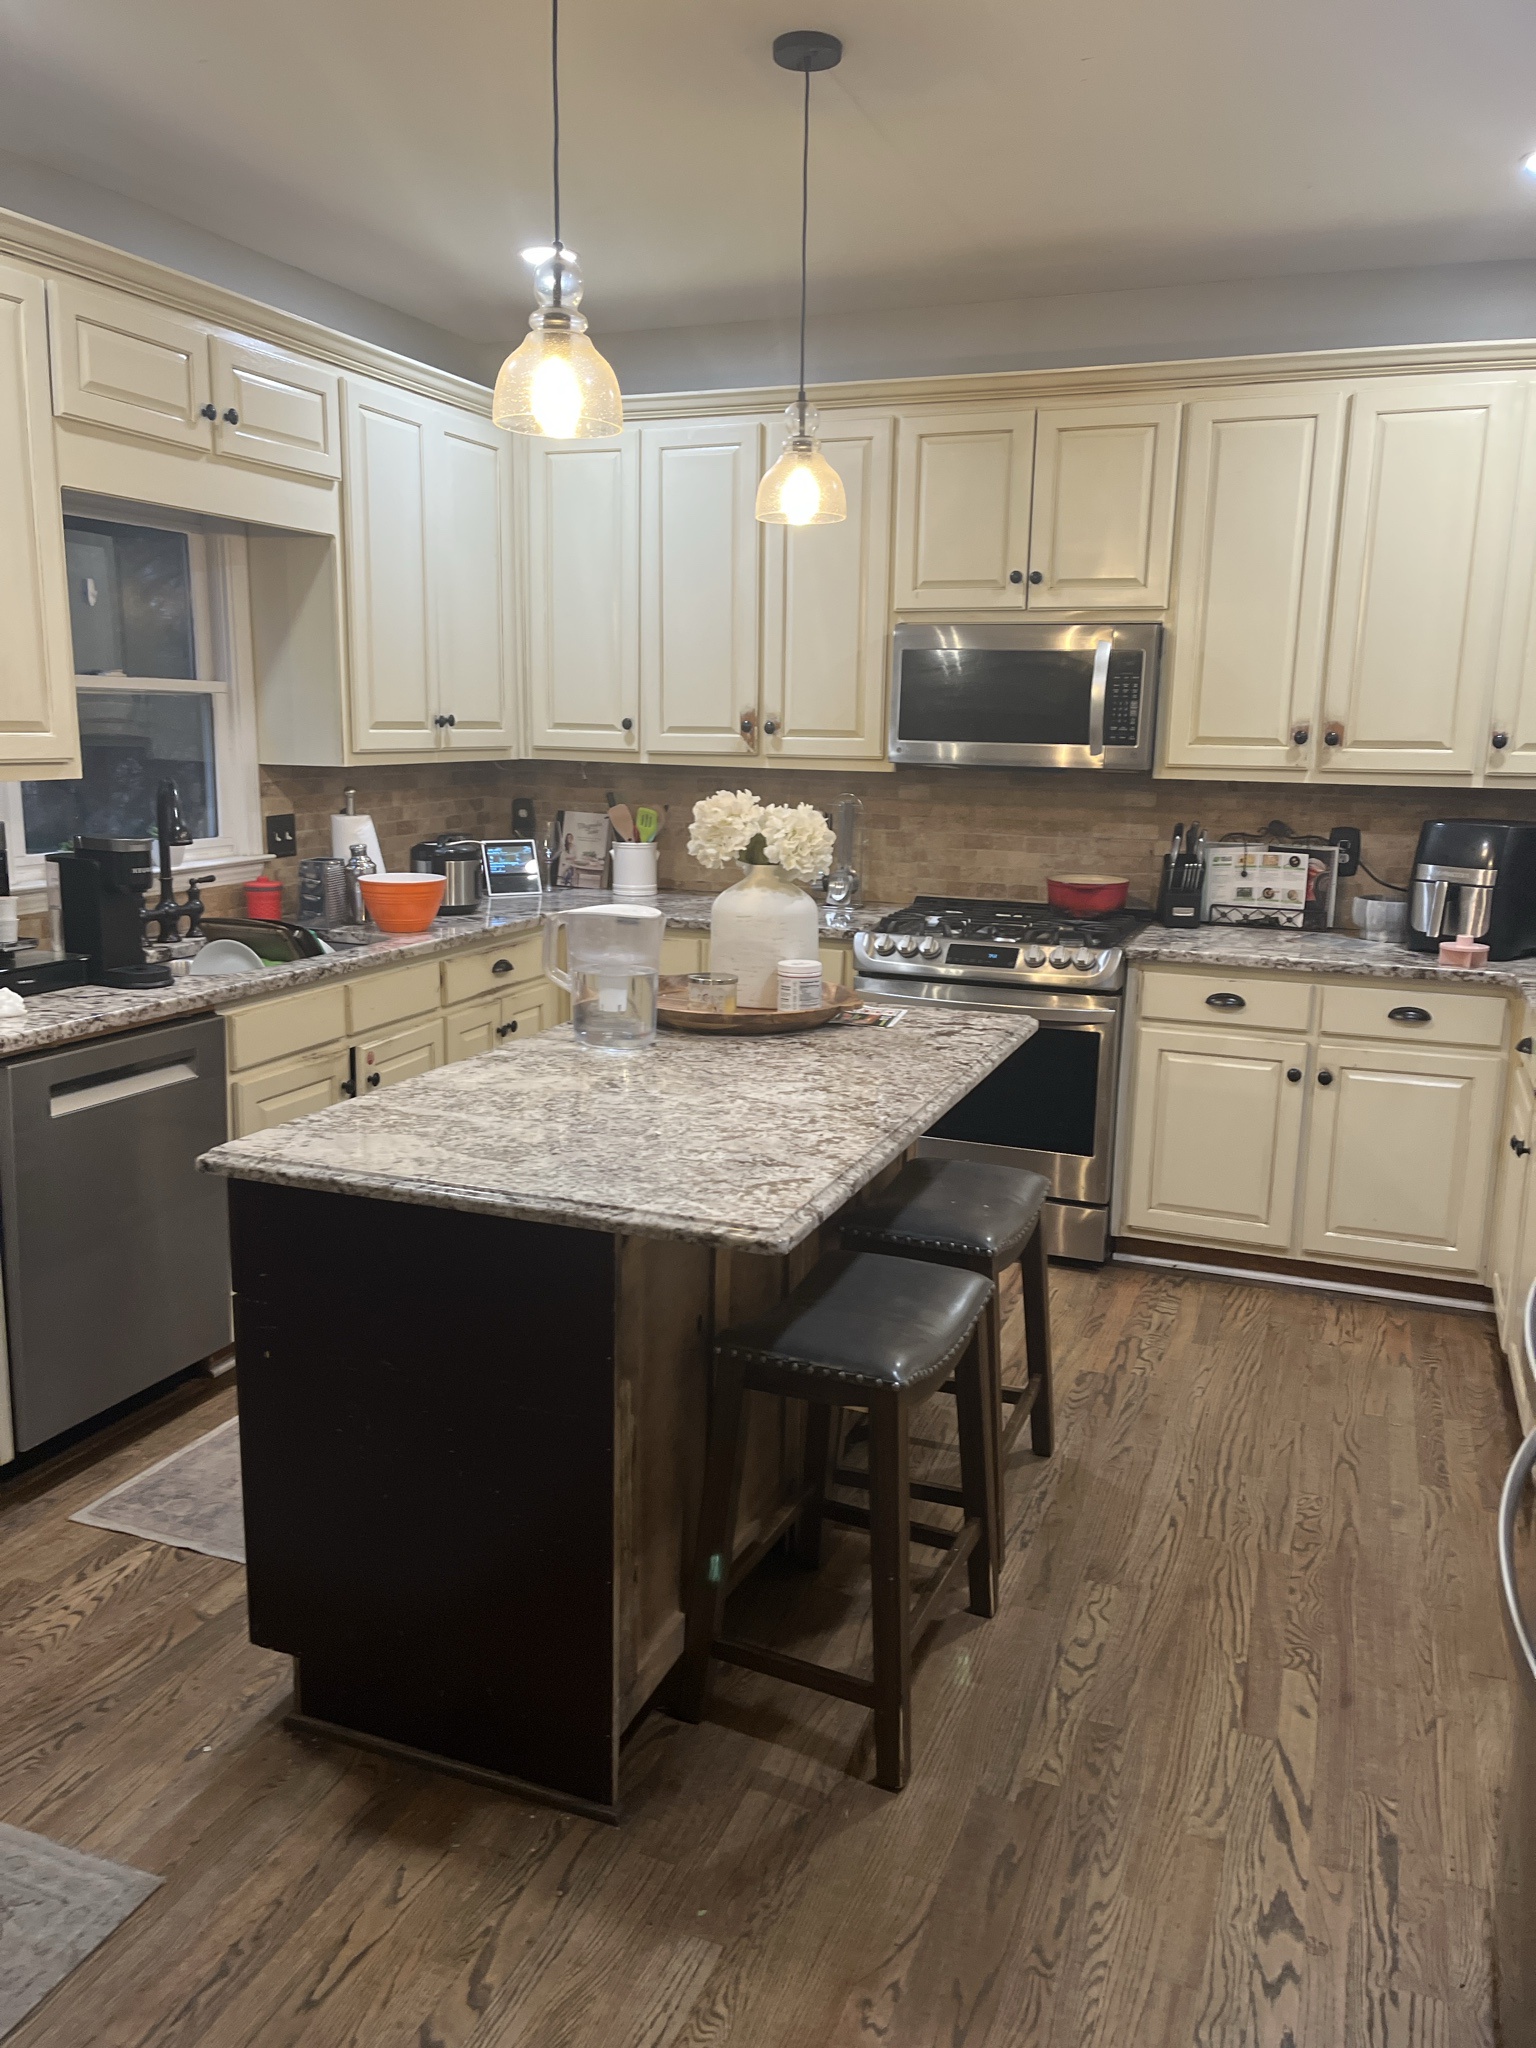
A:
1328 825 1361 877
264 812 297 859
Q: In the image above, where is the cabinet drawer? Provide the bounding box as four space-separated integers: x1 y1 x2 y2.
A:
345 959 441 1036
1318 982 1508 1050
1136 969 1313 1033
441 934 543 1007
223 984 348 1071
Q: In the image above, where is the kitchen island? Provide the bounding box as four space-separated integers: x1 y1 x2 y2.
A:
200 1006 1033 1817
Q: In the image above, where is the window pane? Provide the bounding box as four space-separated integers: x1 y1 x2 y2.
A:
21 692 217 852
64 518 196 679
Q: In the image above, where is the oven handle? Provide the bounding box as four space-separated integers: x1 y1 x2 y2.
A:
1088 637 1112 758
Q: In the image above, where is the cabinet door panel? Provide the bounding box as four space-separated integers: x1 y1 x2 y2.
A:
1028 402 1180 609
229 1046 351 1136
762 412 893 761
1161 388 1344 774
433 413 515 749
209 334 340 479
355 1016 445 1092
1124 1025 1307 1248
0 262 79 774
444 998 498 1063
525 433 640 754
1321 378 1521 777
1493 1078 1533 1345
640 419 761 756
893 409 1034 608
1299 1043 1503 1272
47 279 212 448
342 380 436 751
1488 383 1536 779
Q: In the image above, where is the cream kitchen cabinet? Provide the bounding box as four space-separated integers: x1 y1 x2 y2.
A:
228 1045 353 1137
892 408 1035 609
1027 401 1180 610
342 377 516 757
48 278 342 479
444 984 560 1061
1317 377 1523 779
1160 387 1346 776
639 417 764 757
353 1015 445 1093
0 259 80 777
761 413 894 762
1491 1069 1533 1346
1123 1023 1309 1249
524 431 641 756
1487 390 1536 781
1298 1042 1503 1273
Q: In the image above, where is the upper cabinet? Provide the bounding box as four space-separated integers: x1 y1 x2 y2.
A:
639 418 764 758
1317 377 1523 779
892 408 1034 609
48 278 341 480
1161 387 1345 775
1026 401 1180 609
0 260 80 778
1488 392 1536 779
761 413 894 762
524 433 640 756
341 377 516 757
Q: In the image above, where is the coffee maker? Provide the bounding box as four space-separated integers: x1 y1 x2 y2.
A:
1406 820 1536 960
48 839 174 987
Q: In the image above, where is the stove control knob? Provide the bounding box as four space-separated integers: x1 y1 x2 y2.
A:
871 933 897 957
896 935 920 958
917 935 943 959
1048 946 1072 969
1023 944 1047 968
1072 948 1096 971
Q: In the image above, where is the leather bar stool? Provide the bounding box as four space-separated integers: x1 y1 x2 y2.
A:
839 1160 1055 1524
677 1249 998 1791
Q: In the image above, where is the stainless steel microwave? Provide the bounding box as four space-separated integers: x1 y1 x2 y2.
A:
888 620 1163 770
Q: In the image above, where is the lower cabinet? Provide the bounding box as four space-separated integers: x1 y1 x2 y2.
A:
354 1015 444 1093
1491 1071 1533 1347
1297 1042 1503 1273
444 985 559 1061
1123 1025 1308 1248
229 1044 354 1137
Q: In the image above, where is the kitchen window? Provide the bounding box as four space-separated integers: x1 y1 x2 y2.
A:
0 497 261 896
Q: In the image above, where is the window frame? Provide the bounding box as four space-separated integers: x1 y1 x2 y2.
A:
0 496 263 902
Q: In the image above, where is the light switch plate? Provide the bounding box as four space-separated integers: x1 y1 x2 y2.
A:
264 813 297 858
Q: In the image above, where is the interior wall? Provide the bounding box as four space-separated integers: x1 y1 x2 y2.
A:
257 759 1536 921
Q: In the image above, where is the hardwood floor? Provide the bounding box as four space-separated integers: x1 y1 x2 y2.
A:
0 1261 1522 2045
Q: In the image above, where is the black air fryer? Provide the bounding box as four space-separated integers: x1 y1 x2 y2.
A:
1406 820 1536 960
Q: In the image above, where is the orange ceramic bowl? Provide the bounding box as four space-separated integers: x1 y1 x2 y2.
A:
359 873 445 933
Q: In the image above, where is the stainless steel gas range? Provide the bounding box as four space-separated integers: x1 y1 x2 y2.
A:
854 895 1146 1262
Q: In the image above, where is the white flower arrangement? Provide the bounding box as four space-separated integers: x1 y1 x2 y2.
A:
688 789 836 883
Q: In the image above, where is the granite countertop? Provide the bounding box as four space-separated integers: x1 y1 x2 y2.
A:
200 1007 1034 1254
0 891 899 1061
1125 922 1536 1001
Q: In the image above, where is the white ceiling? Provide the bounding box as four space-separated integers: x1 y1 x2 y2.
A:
3 0 1536 351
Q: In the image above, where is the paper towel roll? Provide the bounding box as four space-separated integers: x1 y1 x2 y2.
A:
330 811 385 871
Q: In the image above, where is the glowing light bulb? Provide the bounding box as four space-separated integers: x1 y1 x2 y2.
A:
530 350 583 438
779 461 823 526
1525 151 1536 177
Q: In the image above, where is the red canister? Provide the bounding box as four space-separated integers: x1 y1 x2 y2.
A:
244 877 284 920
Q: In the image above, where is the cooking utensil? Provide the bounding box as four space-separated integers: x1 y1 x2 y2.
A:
635 806 661 844
1170 823 1184 862
359 873 445 933
607 804 637 842
1047 875 1129 915
657 975 858 1035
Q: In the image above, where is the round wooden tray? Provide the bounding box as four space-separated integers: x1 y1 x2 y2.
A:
657 976 860 1034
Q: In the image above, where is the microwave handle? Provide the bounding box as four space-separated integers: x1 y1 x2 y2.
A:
1088 637 1112 758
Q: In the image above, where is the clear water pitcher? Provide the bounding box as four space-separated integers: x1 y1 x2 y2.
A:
542 903 666 1051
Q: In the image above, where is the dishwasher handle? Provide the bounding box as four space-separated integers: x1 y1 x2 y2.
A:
48 1057 200 1119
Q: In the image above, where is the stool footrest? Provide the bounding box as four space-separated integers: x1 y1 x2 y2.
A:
821 1497 960 1550
832 1464 973 1513
713 1637 877 1711
909 1522 983 1640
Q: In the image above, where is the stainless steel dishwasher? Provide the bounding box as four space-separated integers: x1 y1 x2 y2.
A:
0 1015 231 1454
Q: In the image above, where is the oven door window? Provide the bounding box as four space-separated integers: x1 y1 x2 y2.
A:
896 648 1094 747
929 1024 1101 1156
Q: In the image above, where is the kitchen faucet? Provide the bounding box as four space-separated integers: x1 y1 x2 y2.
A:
142 780 212 943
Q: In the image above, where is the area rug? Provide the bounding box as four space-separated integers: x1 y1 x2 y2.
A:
0 1824 160 2037
71 1417 245 1563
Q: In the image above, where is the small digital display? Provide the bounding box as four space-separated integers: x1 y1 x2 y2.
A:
481 839 540 893
946 942 1020 969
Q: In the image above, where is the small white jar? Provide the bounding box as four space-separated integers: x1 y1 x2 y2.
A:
777 959 824 1012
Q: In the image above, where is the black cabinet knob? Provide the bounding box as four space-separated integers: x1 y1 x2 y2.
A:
1519 1037 1533 1055
491 958 513 976
433 713 449 727
1323 729 1342 747
1029 569 1044 585
1291 726 1310 746
1494 731 1510 750
1387 1006 1431 1025
496 1019 519 1038
1008 569 1024 584
444 713 456 726
620 717 634 732
366 1071 381 1088
222 407 239 425
199 402 218 421
1205 992 1246 1009
1513 1136 1531 1157
763 717 780 736
1318 1069 1334 1085
1286 1067 1303 1083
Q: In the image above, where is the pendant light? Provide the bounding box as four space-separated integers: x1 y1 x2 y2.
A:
755 29 846 526
493 0 622 439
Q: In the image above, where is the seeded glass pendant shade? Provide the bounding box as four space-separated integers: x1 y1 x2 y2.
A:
755 29 845 526
493 0 621 440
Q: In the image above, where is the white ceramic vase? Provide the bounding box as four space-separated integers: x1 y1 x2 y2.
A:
708 861 821 1009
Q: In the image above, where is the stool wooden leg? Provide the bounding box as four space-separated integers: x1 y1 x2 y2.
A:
952 1324 1000 1619
677 1356 749 1723
867 1392 912 1792
789 1400 833 1568
1021 1224 1054 1458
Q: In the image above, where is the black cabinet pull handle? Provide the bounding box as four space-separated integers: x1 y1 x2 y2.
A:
1513 1136 1531 1157
199 402 217 421
366 1071 381 1088
621 716 634 732
491 958 513 976
223 407 239 425
444 712 456 726
1291 725 1310 746
1323 729 1341 747
496 1019 519 1038
1387 1006 1432 1025
1206 992 1246 1009
763 717 780 736
433 713 450 727
1028 569 1044 585
1008 569 1024 584
1520 1037 1533 1055
1318 1069 1334 1085
1286 1067 1303 1083
1494 731 1510 750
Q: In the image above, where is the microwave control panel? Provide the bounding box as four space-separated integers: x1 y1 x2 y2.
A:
1103 651 1144 748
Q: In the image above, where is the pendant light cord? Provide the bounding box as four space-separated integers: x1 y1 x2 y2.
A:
551 0 564 303
797 65 810 427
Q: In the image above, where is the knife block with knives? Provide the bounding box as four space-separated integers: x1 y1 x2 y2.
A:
1157 822 1207 926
